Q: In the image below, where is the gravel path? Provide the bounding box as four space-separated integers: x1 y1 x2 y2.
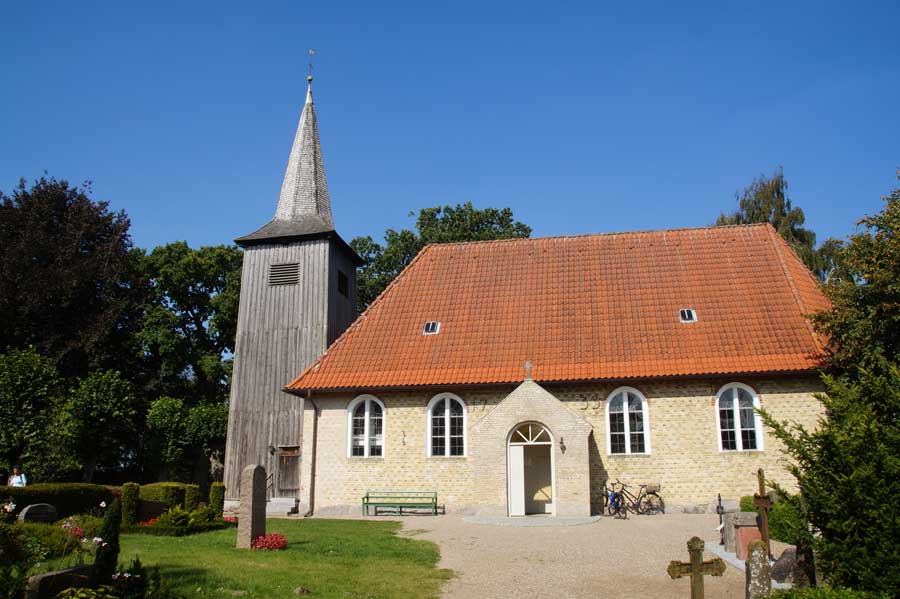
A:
399 512 746 599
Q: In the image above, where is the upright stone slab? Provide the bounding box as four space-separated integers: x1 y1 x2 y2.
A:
236 465 266 548
745 539 772 599
17 503 57 523
728 511 758 554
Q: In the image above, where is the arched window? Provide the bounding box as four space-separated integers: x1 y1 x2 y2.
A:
347 395 385 458
716 383 763 452
605 387 650 455
427 393 467 457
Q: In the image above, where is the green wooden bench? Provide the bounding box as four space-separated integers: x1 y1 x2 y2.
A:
362 491 438 516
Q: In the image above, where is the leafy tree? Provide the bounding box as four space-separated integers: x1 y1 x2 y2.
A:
138 243 242 404
812 173 900 371
146 396 228 481
350 202 531 311
760 364 900 593
0 177 145 378
61 370 137 482
717 168 836 279
0 347 61 474
760 175 900 593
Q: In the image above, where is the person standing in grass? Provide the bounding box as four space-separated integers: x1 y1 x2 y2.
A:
7 464 26 487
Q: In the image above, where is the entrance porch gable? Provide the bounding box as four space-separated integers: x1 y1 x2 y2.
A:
471 380 593 517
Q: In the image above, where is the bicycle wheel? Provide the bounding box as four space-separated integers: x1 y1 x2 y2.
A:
639 492 664 515
615 493 628 519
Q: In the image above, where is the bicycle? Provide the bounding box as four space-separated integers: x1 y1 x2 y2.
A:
604 480 665 517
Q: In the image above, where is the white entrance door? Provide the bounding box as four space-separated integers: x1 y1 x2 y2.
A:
507 422 555 516
507 444 525 516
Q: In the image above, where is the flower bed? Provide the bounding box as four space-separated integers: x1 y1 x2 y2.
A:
251 533 287 550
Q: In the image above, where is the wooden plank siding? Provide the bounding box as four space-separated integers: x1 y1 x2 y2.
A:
224 238 358 501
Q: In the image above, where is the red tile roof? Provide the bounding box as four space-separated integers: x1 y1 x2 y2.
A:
287 223 829 392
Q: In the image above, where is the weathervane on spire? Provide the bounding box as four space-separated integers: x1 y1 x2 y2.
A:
307 48 316 82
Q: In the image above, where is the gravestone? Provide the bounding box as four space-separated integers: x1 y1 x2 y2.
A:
771 547 796 583
745 539 772 599
667 537 727 599
236 464 266 549
726 511 758 553
17 503 57 523
736 527 762 561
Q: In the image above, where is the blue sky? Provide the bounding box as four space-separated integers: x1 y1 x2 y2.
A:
2 1 898 251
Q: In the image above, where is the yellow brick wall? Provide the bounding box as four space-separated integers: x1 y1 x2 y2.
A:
301 375 824 514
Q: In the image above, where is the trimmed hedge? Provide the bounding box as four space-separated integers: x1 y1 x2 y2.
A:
139 483 186 509
92 499 121 584
184 484 200 512
209 482 225 517
121 482 139 526
0 483 114 518
122 520 233 537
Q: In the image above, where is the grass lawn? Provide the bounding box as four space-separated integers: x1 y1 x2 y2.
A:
118 519 452 599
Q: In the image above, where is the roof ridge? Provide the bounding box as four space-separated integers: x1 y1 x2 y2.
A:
764 223 826 354
421 223 771 250
285 243 437 391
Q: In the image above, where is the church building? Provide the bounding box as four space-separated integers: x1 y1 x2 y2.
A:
224 78 829 517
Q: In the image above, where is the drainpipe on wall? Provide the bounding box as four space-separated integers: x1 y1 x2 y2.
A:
303 390 318 518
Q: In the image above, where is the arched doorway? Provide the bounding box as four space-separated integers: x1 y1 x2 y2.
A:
507 422 556 516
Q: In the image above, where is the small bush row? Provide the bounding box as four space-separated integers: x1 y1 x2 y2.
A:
0 483 116 518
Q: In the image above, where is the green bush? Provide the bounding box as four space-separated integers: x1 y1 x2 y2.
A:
188 506 217 525
1 522 44 599
139 484 186 509
183 485 199 512
0 484 114 518
14 516 101 558
739 495 755 513
122 520 232 537
208 482 224 517
739 493 805 545
771 588 891 598
91 499 120 585
56 587 118 599
121 483 139 526
155 506 190 528
112 557 147 599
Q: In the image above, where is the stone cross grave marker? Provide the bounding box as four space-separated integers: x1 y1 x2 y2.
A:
745 539 772 599
753 468 774 558
236 464 266 549
667 537 727 599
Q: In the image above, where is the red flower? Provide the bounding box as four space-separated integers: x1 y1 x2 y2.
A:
251 533 287 550
139 517 159 527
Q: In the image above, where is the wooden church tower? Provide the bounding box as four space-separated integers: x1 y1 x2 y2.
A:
223 75 361 508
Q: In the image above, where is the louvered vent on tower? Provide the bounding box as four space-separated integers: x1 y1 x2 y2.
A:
269 262 300 286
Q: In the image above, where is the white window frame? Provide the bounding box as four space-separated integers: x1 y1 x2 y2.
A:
346 394 386 458
715 383 764 452
604 386 652 455
426 393 467 457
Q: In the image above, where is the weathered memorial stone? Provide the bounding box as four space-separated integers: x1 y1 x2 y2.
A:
771 547 796 583
17 503 57 523
667 536 727 599
727 511 758 554
745 539 772 599
236 464 266 549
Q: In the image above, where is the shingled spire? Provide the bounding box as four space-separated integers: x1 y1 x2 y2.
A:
235 75 335 245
